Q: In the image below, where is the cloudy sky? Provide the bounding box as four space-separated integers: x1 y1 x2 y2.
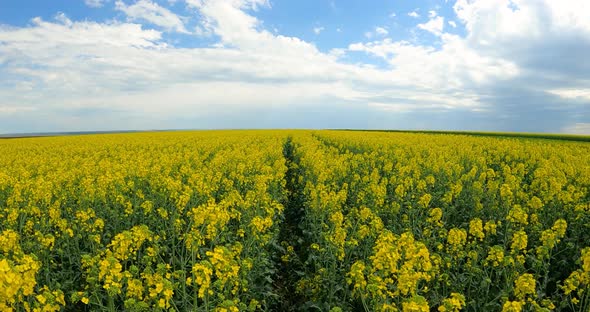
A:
0 0 589 134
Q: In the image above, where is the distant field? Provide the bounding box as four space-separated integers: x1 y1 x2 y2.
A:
1 130 589 311
3 129 589 142
341 129 590 142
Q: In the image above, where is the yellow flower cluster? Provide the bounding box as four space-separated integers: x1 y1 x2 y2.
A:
0 230 43 311
143 269 174 309
510 230 528 253
447 228 467 251
506 205 528 226
185 200 233 250
402 295 430 312
468 218 484 241
427 208 444 228
207 244 242 295
348 231 434 310
536 219 568 259
109 225 152 261
328 211 348 261
30 286 65 312
438 293 465 312
0 255 41 310
190 261 213 298
514 273 536 300
502 300 524 312
486 246 506 268
346 261 367 295
562 247 590 305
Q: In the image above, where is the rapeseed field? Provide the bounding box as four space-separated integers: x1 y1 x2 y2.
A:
1 130 589 311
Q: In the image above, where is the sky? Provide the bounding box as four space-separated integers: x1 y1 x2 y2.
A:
0 0 589 134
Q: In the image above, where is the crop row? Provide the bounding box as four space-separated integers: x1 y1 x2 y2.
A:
288 131 590 311
1 131 287 311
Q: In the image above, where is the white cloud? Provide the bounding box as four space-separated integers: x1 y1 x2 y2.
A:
329 48 346 58
417 16 444 36
452 0 590 82
54 12 73 26
454 0 590 44
548 89 590 101
375 27 388 36
115 0 189 33
389 12 396 18
0 106 36 114
85 0 107 8
428 10 437 18
448 20 457 28
348 35 518 88
1 16 162 48
313 26 324 35
3 0 479 132
365 26 388 39
408 11 420 18
0 2 373 126
185 0 270 12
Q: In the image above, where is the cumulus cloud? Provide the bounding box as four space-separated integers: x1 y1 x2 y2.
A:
0 4 376 131
348 35 518 88
348 0 590 131
85 0 108 8
375 27 388 36
417 16 444 36
548 89 590 101
454 0 590 79
451 0 590 129
364 27 388 39
313 26 324 35
407 11 420 18
115 0 189 33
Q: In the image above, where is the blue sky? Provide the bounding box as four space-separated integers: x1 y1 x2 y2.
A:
0 0 589 134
